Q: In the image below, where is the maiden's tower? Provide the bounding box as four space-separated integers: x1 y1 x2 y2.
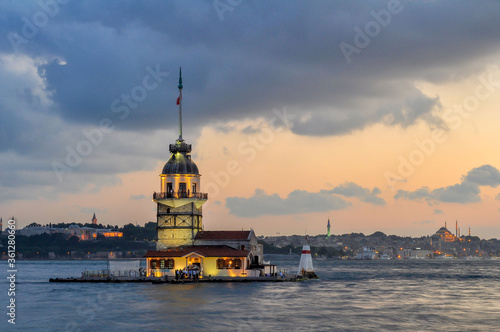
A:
145 69 272 278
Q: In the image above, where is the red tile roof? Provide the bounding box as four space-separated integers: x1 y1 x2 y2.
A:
194 230 251 240
144 245 249 258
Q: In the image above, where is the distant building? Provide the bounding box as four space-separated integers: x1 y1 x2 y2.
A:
408 249 432 259
67 224 123 240
91 228 123 239
435 224 457 242
17 224 122 240
18 223 60 237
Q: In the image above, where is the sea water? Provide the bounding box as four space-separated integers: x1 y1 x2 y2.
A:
1 256 499 331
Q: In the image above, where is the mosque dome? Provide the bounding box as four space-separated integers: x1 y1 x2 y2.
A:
436 227 452 235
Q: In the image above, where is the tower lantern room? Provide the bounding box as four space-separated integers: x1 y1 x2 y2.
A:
153 68 208 250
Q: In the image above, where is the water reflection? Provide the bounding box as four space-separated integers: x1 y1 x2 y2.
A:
3 258 500 331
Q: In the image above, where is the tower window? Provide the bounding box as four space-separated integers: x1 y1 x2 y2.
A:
179 183 187 197
192 183 197 193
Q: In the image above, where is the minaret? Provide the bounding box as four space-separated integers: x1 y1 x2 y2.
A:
153 68 208 250
456 220 458 237
0 217 2 233
469 227 471 236
92 213 97 225
326 219 331 239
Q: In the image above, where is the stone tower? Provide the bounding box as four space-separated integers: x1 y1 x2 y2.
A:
153 68 207 250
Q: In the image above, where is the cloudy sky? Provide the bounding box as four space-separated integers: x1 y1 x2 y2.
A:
1 0 500 238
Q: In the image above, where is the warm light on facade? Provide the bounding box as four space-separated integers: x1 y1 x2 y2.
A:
102 232 123 237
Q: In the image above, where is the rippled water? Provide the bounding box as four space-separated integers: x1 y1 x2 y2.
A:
1 256 500 331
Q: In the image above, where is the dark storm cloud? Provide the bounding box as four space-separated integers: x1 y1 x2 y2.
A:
394 165 500 204
2 1 500 199
3 1 500 132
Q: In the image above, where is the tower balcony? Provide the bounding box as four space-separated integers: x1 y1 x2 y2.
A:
153 191 208 200
153 191 208 208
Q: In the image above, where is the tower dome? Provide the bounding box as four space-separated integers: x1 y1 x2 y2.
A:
161 140 199 175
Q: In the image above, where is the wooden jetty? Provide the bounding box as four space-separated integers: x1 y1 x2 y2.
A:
49 276 302 283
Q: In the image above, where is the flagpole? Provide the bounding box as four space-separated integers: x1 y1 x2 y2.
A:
178 67 183 140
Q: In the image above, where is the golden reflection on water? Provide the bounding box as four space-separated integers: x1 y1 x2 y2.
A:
12 259 500 331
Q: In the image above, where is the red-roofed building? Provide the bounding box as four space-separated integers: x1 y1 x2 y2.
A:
195 230 263 265
144 229 264 278
145 245 252 277
195 230 251 240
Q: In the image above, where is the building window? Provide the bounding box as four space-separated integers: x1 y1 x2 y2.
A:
151 259 174 270
192 183 197 193
216 258 242 269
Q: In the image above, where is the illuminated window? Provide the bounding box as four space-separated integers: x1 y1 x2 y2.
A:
217 258 242 269
154 259 174 269
217 258 226 269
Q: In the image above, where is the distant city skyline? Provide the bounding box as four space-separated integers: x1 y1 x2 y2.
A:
1 1 500 239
